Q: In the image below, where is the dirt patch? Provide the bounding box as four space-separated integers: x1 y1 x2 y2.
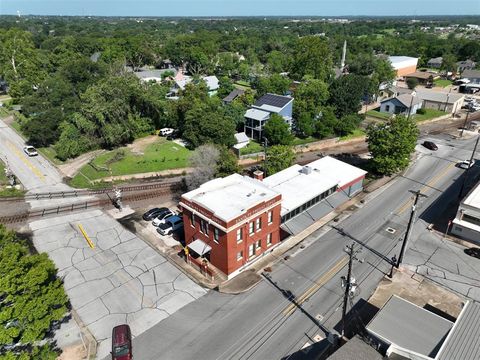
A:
56 344 86 360
368 269 464 319
127 135 160 155
58 150 105 178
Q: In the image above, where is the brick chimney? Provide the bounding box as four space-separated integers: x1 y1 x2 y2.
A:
253 170 264 181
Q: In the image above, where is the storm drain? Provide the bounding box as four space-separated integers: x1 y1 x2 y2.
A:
386 227 396 234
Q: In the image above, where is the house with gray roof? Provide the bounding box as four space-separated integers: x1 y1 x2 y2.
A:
223 88 245 104
244 93 293 140
462 69 480 84
380 94 423 116
427 57 443 69
415 89 464 114
457 59 476 73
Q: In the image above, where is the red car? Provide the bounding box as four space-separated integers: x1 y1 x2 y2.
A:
111 324 133 360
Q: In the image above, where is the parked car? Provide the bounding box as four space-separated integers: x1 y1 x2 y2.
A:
166 129 180 141
23 145 38 156
152 209 175 227
458 159 475 169
422 141 438 151
464 247 480 259
142 207 168 221
111 324 132 360
159 128 175 137
156 216 183 235
469 104 480 112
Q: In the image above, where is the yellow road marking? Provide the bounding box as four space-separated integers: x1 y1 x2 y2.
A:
396 162 456 215
78 224 95 249
6 141 46 182
76 223 156 307
282 256 349 317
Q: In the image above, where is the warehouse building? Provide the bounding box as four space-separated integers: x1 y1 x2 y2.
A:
451 180 480 244
388 56 419 77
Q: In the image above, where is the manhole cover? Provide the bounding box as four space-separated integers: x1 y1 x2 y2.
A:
313 334 324 342
315 314 324 321
386 227 396 234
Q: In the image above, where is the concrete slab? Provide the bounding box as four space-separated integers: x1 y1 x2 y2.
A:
29 210 206 360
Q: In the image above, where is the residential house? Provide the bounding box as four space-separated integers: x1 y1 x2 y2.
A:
457 59 476 73
171 74 220 97
378 84 412 101
379 94 423 116
223 88 245 104
244 93 293 140
404 71 438 85
461 69 480 84
415 90 464 114
134 69 173 83
427 57 443 69
388 56 419 77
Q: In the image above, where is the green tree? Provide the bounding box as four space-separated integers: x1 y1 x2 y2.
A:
328 74 369 118
264 114 293 146
441 53 457 73
335 114 363 137
0 224 67 358
406 77 418 90
367 115 419 175
291 36 333 81
266 50 289 74
253 74 290 98
216 146 241 177
313 107 338 138
293 79 329 136
265 145 296 175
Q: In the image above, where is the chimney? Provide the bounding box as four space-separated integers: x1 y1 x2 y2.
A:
253 170 264 181
301 166 313 175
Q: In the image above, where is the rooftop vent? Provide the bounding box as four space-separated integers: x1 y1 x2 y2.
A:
301 166 313 175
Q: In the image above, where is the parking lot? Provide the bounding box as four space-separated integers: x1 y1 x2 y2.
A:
30 210 206 359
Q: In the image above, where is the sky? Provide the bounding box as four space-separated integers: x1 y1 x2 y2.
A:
1 0 479 17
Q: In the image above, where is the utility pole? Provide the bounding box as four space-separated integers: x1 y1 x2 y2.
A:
458 133 480 199
341 243 360 337
460 110 471 138
396 190 428 268
407 94 415 121
262 137 268 177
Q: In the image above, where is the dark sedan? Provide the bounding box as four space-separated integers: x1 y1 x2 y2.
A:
422 141 438 151
464 247 480 259
142 207 168 221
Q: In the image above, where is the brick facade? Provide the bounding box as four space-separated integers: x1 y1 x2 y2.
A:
180 194 282 277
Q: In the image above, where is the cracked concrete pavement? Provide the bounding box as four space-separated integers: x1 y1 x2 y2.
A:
29 210 206 359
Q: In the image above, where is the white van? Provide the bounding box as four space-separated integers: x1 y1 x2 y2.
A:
159 128 174 136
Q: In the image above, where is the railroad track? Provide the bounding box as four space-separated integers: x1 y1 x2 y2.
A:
0 179 182 202
0 188 175 224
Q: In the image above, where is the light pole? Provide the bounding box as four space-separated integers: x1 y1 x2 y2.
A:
341 243 361 337
460 110 471 138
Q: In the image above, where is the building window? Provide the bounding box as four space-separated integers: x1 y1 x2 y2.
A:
256 218 262 232
236 228 243 243
200 219 208 235
213 228 219 244
267 233 272 246
190 213 195 227
256 240 261 251
248 244 255 257
268 211 273 224
237 251 243 260
249 221 254 235
463 214 480 227
385 104 390 112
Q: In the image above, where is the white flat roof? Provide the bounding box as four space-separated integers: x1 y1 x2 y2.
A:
263 156 367 215
463 181 480 209
188 239 212 256
245 108 270 121
388 56 418 69
182 174 279 222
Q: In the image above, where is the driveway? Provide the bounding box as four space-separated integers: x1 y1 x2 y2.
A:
30 210 206 359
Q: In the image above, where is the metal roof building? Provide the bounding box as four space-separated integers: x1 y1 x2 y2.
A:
327 335 383 360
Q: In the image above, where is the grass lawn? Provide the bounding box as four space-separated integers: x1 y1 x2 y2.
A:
70 139 191 188
340 128 366 141
10 120 24 136
234 80 251 88
434 79 452 88
0 107 10 118
239 141 264 156
366 110 392 120
38 147 64 165
292 136 318 146
412 109 448 122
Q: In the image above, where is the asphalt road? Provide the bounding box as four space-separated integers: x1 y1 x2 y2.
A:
125 132 480 360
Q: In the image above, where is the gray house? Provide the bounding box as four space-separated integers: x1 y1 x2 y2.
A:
380 94 423 116
462 69 480 84
244 93 293 140
427 57 443 68
457 59 476 73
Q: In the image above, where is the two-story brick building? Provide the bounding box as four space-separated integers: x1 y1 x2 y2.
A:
179 174 282 278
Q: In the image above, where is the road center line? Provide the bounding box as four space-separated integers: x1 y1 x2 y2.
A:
282 256 349 317
6 141 46 182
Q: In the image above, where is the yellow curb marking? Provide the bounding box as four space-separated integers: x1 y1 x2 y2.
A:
78 224 95 249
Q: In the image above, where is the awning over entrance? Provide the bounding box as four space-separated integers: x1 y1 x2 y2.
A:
187 239 212 256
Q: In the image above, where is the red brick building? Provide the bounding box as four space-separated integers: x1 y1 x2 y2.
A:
179 174 282 278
